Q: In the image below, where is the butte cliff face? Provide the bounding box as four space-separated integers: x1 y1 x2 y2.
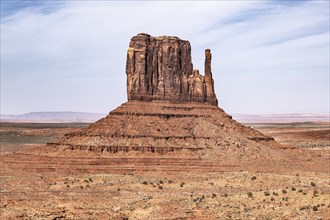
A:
126 33 218 106
52 33 276 156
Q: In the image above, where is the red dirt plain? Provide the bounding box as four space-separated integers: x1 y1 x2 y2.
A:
0 120 329 219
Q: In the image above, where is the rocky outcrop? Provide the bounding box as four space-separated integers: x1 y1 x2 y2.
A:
126 33 218 105
50 33 277 155
53 101 275 155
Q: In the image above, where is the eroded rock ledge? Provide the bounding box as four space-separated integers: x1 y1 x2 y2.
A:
126 33 218 105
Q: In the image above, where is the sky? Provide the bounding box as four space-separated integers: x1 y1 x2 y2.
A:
1 0 329 115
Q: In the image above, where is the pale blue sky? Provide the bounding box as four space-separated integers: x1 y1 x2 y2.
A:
1 0 329 114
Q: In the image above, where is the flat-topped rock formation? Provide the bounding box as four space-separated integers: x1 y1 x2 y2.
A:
50 33 276 156
126 33 218 105
2 33 328 177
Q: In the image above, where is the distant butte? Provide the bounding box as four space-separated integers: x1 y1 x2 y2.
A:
51 33 277 156
126 33 218 105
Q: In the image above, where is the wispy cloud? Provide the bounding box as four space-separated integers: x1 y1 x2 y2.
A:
1 1 329 114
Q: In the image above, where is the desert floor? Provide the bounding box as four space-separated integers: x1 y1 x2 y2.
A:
0 122 329 219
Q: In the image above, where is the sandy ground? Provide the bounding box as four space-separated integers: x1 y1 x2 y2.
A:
0 122 329 219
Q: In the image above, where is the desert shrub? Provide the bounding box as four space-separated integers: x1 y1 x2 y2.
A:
270 197 275 201
88 177 93 182
299 205 310 210
272 192 278 196
291 187 296 191
282 189 287 194
311 182 316 187
251 176 257 181
142 181 148 185
180 182 185 187
312 206 318 211
298 189 303 193
264 192 270 196
247 192 253 197
193 196 204 203
212 193 217 198
159 180 164 184
158 185 163 190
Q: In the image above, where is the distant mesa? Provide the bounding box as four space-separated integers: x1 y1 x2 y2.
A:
51 33 275 154
0 112 106 123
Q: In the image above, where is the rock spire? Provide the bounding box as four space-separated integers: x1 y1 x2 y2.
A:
126 33 218 105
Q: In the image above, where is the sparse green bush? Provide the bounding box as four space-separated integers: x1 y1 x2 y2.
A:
193 196 204 203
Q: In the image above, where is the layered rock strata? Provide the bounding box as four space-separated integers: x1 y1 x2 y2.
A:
52 33 275 155
55 101 274 154
126 33 218 105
